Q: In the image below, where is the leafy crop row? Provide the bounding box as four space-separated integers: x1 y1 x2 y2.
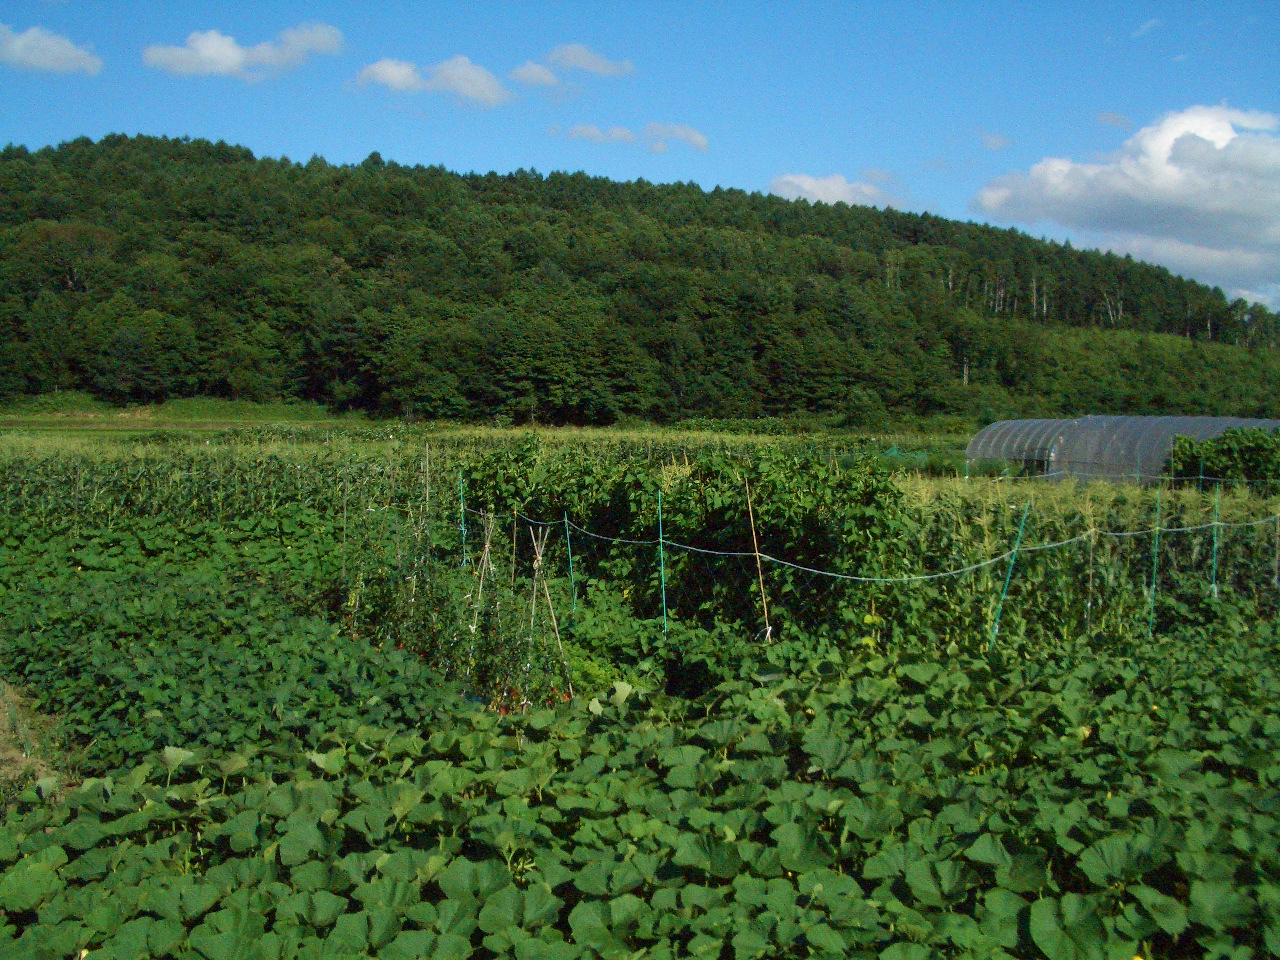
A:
2 602 1278 957
2 433 1279 957
6 436 1279 698
1170 427 1280 497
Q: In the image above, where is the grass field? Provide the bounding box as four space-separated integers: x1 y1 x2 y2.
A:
0 391 965 436
0 393 355 434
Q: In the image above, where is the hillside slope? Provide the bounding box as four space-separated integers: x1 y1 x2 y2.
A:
1 134 1276 425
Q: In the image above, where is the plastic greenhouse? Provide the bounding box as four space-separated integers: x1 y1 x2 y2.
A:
966 416 1280 482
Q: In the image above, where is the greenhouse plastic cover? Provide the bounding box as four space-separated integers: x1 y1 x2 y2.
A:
967 416 1280 482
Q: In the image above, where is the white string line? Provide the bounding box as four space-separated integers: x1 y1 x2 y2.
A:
564 518 657 546
493 505 1280 545
558 513 1280 585
663 540 758 559
1018 531 1096 553
32 476 1280 586
1216 515 1280 529
713 516 1280 584
754 550 1013 583
438 499 1280 587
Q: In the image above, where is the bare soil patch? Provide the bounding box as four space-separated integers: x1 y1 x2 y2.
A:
0 681 71 808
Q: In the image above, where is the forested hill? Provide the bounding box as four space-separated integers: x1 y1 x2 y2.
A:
1 133 1278 426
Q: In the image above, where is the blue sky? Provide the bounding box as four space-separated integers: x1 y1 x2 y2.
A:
3 1 1278 303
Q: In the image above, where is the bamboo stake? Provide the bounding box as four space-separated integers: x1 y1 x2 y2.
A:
1147 489 1162 640
527 526 543 643
458 473 468 568
1210 485 1220 599
657 491 668 637
523 526 551 712
1085 528 1096 636
1273 515 1279 595
988 502 1031 651
422 442 431 562
459 513 494 680
744 474 772 643
341 464 349 582
511 505 518 587
564 512 576 614
541 578 573 700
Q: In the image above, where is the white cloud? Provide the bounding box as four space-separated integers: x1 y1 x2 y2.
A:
981 132 1011 151
1133 18 1161 37
1234 288 1277 308
422 55 510 106
770 173 894 208
568 124 636 144
548 43 633 76
1098 111 1132 129
0 23 102 74
357 58 425 92
564 123 710 151
643 123 708 152
144 23 342 79
510 60 557 87
358 55 510 107
974 104 1280 301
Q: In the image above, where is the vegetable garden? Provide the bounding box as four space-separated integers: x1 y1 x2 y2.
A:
1 429 1278 959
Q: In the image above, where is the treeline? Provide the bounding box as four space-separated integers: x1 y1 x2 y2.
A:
1 133 1277 425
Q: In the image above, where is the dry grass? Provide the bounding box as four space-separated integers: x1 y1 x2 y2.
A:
0 681 72 809
896 472 1278 527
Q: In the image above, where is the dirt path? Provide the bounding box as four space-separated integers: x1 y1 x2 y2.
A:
0 681 69 807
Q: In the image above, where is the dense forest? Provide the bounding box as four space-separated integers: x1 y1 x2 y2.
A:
1 133 1277 426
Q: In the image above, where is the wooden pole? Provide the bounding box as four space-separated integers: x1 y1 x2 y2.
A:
744 475 772 642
